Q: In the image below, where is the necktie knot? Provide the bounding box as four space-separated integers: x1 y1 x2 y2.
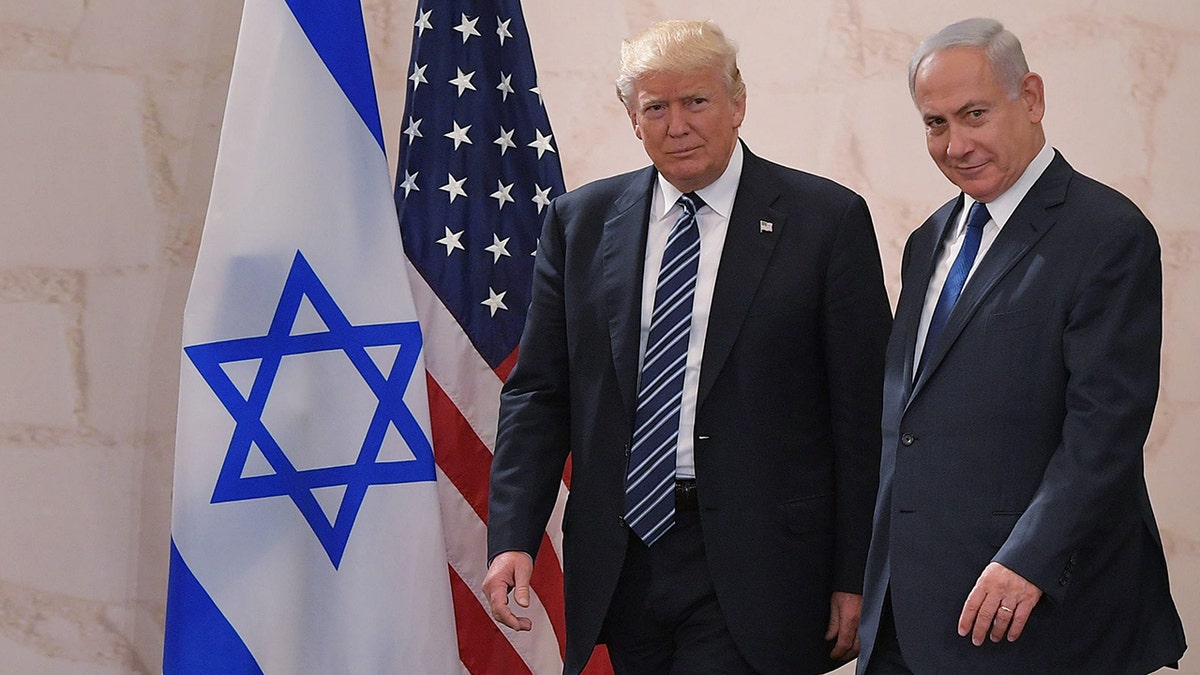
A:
965 201 990 233
678 192 704 217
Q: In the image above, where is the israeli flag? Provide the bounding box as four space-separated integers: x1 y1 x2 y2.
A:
164 0 459 671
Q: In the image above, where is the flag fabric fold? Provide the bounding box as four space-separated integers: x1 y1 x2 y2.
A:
165 0 458 671
394 1 612 673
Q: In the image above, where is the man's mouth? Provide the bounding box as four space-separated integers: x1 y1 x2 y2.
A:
953 161 987 174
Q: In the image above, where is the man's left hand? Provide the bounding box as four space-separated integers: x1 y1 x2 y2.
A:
958 562 1043 646
825 591 862 660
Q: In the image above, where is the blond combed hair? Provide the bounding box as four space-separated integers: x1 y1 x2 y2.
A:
615 19 745 109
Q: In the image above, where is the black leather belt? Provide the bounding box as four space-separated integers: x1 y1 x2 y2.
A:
674 479 699 511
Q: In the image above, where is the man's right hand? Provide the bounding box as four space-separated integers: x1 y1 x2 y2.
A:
482 551 535 631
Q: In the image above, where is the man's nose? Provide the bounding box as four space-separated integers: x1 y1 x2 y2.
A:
666 106 689 137
945 124 973 159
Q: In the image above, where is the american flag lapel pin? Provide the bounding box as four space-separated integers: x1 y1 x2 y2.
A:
759 220 773 233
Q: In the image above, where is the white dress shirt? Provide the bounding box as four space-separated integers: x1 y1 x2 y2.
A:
913 142 1056 372
638 142 744 479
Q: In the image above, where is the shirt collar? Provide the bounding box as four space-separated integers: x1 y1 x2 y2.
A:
654 140 743 220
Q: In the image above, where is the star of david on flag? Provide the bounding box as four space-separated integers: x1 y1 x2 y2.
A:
184 251 433 568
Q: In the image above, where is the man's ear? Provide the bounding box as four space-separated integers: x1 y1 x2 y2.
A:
732 94 746 129
1020 71 1045 124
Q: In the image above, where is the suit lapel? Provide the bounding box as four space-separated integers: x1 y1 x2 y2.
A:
697 149 784 407
602 167 656 418
909 153 1072 402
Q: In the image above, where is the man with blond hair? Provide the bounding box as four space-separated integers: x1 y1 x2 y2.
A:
857 17 1186 674
484 19 891 674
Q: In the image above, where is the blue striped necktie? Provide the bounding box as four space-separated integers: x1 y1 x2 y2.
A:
919 200 990 375
625 192 703 546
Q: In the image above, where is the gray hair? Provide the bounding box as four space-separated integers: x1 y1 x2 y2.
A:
615 20 745 109
908 18 1030 101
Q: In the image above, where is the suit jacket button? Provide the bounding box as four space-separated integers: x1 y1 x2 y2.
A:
618 516 626 528
900 433 916 446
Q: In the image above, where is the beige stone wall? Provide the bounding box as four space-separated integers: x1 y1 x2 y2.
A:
0 0 1194 671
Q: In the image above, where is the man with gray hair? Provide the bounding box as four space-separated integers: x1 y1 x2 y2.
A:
484 19 891 674
857 17 1186 674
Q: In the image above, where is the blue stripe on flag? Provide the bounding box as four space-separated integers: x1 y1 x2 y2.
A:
163 540 263 674
284 0 384 150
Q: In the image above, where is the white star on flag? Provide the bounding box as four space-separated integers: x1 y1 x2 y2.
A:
414 10 432 37
449 68 477 97
436 227 465 256
494 127 516 155
440 173 467 202
496 72 515 101
490 181 515 210
409 63 428 90
398 171 419 198
532 184 553 214
444 121 473 150
497 18 513 46
528 129 555 158
485 233 512 263
481 287 508 316
454 13 480 43
403 117 423 144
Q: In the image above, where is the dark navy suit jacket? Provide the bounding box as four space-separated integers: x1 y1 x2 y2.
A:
488 144 892 674
858 152 1187 674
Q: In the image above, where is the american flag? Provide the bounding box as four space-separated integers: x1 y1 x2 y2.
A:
394 1 609 672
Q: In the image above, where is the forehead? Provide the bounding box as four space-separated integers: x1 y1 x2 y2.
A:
914 47 1003 110
633 67 726 101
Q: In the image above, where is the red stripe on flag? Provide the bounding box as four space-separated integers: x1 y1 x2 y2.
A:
448 565 531 674
426 372 491 520
583 645 615 675
532 533 567 655
495 347 520 382
562 455 574 490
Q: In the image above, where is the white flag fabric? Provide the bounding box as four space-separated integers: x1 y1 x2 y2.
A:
164 0 459 671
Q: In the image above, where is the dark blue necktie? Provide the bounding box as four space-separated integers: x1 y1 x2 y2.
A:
625 192 703 546
920 201 990 374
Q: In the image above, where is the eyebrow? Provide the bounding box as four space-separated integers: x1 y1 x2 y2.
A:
954 100 987 115
922 99 987 121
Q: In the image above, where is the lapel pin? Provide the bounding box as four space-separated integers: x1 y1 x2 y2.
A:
759 220 773 233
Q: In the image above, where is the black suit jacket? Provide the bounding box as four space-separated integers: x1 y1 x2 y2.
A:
488 145 891 674
858 152 1187 674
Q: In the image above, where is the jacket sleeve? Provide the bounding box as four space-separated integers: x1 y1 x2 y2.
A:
993 211 1162 602
486 198 573 564
821 193 893 592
